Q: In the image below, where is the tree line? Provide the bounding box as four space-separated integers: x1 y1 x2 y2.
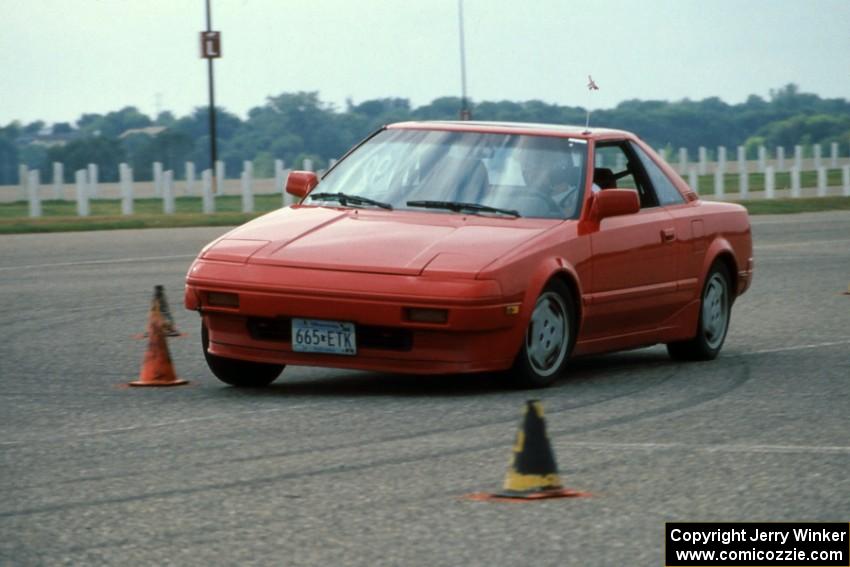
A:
1 83 848 185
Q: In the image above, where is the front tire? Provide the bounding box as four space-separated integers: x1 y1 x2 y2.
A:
509 280 575 388
202 324 284 387
667 262 732 361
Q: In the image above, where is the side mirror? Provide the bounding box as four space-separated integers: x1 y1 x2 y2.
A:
594 189 640 220
286 171 319 199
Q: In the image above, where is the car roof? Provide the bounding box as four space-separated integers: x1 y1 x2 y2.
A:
387 120 636 141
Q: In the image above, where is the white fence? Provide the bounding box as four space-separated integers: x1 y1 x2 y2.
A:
5 144 850 218
657 142 850 202
657 142 848 176
9 158 312 218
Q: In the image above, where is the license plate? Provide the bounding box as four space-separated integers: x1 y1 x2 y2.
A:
291 318 356 355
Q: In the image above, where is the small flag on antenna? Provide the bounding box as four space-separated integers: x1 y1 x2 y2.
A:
584 75 599 131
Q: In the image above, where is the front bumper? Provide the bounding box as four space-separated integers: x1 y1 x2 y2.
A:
185 260 526 374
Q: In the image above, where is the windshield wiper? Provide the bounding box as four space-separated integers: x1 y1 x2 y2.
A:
309 192 393 210
406 200 520 217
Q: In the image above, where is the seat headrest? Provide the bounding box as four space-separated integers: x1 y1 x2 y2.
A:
593 167 617 189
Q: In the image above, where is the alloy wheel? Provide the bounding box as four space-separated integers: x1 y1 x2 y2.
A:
525 291 570 377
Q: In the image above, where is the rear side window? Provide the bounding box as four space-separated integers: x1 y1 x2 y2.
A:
631 144 685 206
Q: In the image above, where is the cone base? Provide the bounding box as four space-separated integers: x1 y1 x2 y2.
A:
128 378 189 387
462 488 589 502
132 331 187 339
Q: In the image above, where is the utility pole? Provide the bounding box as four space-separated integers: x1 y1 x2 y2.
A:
201 0 221 190
457 0 471 120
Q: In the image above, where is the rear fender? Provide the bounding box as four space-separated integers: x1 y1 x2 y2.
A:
701 237 738 292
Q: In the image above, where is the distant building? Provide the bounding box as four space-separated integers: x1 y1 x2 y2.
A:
119 126 167 139
15 128 77 148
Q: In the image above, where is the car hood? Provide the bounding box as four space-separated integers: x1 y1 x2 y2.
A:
202 206 560 277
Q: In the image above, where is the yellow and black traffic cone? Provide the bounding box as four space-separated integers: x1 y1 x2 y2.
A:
133 285 184 338
128 300 189 387
500 399 564 496
463 400 587 502
843 283 850 296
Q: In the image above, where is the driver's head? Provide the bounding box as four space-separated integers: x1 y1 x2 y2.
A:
522 152 572 194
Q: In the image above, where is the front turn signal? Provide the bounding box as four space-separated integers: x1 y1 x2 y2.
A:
505 304 521 316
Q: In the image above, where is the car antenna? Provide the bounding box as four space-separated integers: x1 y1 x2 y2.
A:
584 75 599 134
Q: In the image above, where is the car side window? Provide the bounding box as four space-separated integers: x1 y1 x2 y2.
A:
593 142 659 209
630 143 686 206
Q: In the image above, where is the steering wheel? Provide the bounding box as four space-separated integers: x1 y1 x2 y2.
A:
556 183 582 209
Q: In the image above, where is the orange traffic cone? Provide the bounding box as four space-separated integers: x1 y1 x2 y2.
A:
133 285 184 338
129 300 189 387
463 400 587 502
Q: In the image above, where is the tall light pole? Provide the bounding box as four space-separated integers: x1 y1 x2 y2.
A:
201 0 221 189
457 0 471 120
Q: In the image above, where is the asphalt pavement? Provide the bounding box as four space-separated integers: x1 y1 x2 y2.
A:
1 212 849 566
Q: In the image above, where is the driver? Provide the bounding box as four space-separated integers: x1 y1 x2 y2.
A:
520 150 578 214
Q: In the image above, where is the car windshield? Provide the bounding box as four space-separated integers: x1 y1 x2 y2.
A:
306 128 588 219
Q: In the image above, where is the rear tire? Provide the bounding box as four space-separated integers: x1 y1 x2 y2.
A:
202 324 284 387
509 280 575 388
667 262 732 361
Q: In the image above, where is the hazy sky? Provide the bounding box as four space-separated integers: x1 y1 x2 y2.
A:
2 0 848 125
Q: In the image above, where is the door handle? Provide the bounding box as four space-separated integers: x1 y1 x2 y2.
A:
661 228 676 242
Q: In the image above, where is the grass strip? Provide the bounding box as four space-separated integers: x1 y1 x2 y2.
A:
1 195 849 234
695 168 844 194
735 195 850 215
0 195 284 219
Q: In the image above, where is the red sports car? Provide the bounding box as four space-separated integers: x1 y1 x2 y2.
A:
184 121 753 388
